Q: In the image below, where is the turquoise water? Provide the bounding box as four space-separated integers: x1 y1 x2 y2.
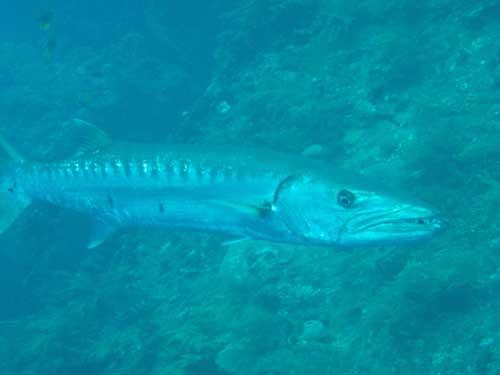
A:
1 1 499 374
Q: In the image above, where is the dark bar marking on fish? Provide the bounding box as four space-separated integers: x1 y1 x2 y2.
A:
98 161 107 178
209 166 218 182
82 162 90 176
124 160 132 178
172 161 180 180
63 165 71 178
44 165 53 179
53 166 61 179
163 161 172 181
107 194 114 208
179 160 188 181
151 159 159 179
111 160 121 178
226 166 236 180
137 160 145 177
196 164 204 182
91 161 98 178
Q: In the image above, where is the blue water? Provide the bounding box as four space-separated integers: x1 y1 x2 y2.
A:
1 1 499 374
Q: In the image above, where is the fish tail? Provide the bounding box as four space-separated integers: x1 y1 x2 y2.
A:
0 133 30 235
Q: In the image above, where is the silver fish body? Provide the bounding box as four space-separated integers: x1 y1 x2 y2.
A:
2 145 445 248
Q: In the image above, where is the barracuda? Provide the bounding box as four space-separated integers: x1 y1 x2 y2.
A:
0 126 445 248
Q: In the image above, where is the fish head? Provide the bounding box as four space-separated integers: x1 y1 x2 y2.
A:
273 174 445 246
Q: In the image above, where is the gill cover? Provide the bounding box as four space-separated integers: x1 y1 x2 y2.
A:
272 174 337 244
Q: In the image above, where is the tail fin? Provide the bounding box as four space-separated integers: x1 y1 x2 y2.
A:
0 133 29 235
0 133 24 162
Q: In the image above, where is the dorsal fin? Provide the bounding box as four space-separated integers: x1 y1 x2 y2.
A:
47 119 111 160
0 134 25 162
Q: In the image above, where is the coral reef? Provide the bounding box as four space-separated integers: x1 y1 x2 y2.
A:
1 0 500 374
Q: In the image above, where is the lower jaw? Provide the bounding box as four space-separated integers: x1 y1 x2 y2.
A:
341 232 434 245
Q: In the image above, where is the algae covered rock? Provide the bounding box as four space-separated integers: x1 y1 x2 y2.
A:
299 320 327 342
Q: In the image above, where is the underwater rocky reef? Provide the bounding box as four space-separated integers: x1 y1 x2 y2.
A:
1 0 500 374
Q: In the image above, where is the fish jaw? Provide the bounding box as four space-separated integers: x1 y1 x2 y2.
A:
336 203 446 246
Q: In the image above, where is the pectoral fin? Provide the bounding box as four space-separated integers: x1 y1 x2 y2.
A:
0 196 30 234
222 237 251 246
0 134 25 162
87 220 116 249
208 199 274 218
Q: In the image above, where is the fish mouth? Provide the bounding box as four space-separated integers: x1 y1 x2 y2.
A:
355 215 445 232
344 206 446 238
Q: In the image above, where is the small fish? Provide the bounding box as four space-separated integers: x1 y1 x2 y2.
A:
0 122 445 248
38 11 54 31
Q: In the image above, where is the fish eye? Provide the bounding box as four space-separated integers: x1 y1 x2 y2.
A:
337 189 355 208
